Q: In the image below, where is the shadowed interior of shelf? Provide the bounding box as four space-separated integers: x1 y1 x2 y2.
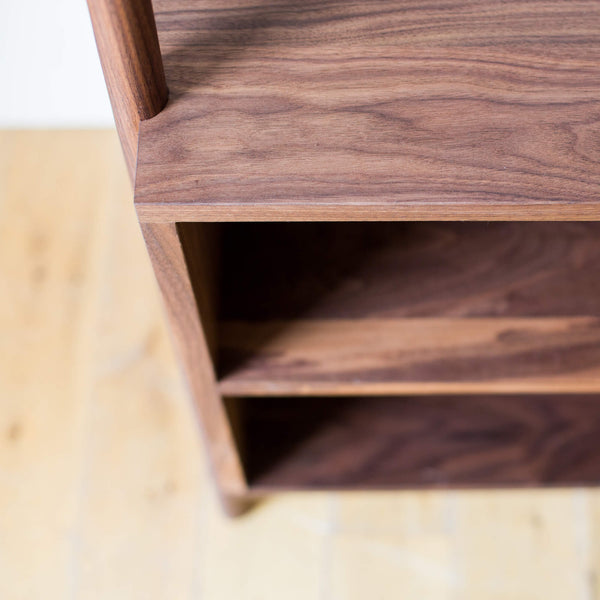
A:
178 221 600 395
226 394 600 489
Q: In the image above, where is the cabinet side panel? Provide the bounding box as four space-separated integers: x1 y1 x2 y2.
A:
140 222 247 506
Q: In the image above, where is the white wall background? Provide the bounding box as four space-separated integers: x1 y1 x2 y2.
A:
0 0 114 127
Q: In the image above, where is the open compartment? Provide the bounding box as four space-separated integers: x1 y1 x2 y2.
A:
178 222 600 396
180 222 600 396
226 394 600 490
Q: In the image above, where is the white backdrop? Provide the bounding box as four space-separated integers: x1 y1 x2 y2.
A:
0 0 113 127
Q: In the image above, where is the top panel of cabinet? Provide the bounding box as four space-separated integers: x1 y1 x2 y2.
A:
135 0 600 222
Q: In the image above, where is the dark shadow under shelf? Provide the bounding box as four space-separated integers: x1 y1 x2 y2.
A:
226 395 600 490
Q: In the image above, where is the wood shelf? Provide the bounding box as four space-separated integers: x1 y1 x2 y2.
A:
214 222 600 396
135 0 600 222
218 318 600 396
229 394 600 490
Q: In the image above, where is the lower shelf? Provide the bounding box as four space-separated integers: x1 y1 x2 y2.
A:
226 395 600 490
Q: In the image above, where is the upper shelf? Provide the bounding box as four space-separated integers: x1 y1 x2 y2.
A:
135 0 600 222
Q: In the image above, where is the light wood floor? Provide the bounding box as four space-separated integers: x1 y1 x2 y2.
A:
2 130 600 599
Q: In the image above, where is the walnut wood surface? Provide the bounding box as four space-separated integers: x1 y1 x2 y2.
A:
135 0 600 221
214 222 600 395
219 317 600 395
232 395 600 489
218 222 600 320
141 223 248 514
88 0 168 179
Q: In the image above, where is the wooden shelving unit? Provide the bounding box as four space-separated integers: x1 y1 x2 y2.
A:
89 0 600 514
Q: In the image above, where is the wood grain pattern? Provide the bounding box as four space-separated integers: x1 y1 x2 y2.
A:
135 0 600 221
218 318 600 395
88 0 168 179
218 222 600 320
214 222 600 395
232 395 600 489
177 223 220 363
140 222 249 515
